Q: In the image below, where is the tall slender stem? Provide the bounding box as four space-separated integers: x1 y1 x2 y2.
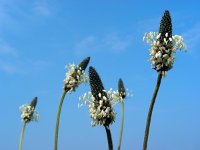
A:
19 122 26 150
104 125 113 150
54 90 67 150
143 72 162 150
117 101 125 150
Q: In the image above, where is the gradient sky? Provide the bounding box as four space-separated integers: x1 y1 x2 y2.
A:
0 0 200 150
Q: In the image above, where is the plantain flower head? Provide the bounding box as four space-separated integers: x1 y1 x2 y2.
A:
80 66 117 126
19 97 39 123
143 10 186 76
64 57 90 92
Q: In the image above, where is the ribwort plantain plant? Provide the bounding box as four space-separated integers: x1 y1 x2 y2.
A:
142 10 186 150
19 97 39 150
79 68 131 150
54 57 90 150
117 78 126 150
88 66 115 150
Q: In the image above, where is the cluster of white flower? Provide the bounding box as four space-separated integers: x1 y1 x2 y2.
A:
64 64 88 93
79 88 124 126
19 104 39 123
143 32 186 76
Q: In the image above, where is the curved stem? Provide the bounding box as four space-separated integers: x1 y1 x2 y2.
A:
143 72 162 150
54 90 67 150
104 125 113 150
19 122 26 150
117 101 125 150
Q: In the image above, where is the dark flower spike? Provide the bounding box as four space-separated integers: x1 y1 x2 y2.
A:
78 57 90 71
30 97 37 109
88 66 115 127
118 78 126 99
159 10 172 42
142 10 186 76
89 66 107 101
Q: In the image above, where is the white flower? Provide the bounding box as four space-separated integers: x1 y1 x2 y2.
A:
79 88 132 126
79 89 119 126
19 104 39 123
143 32 186 76
64 64 88 93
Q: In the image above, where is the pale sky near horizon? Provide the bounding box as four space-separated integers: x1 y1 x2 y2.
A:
0 0 200 150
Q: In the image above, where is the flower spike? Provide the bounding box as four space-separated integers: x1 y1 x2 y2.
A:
118 78 126 99
30 97 37 109
78 57 90 71
143 10 186 76
19 97 39 123
64 57 90 92
159 10 172 41
88 66 115 126
89 66 107 101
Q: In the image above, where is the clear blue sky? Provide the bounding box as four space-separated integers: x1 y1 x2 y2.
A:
0 0 200 150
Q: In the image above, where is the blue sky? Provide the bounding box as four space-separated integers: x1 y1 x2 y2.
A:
0 0 200 150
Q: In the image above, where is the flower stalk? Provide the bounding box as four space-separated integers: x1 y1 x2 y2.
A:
117 101 124 150
19 122 26 150
105 125 113 150
54 90 67 150
143 72 162 150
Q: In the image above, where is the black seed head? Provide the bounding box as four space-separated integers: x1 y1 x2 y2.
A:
159 10 172 41
118 78 126 99
30 97 37 109
78 57 90 71
89 66 107 101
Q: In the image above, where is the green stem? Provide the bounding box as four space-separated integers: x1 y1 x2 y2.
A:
117 101 125 150
104 125 113 150
54 90 67 150
19 122 26 150
143 72 162 150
